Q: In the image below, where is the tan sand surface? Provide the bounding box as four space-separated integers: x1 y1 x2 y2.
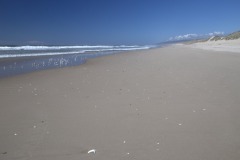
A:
1 46 240 160
185 39 240 53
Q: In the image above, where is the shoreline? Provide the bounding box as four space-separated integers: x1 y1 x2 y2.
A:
1 45 240 160
0 47 158 78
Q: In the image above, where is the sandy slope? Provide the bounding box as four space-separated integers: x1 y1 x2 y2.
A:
0 46 240 160
185 39 240 53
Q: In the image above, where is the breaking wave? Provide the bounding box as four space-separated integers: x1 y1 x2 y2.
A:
0 45 142 50
0 45 151 58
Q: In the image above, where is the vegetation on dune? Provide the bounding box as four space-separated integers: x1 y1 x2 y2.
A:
225 31 240 40
209 36 222 41
208 31 240 41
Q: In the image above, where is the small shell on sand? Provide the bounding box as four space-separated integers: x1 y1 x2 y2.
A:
88 149 96 154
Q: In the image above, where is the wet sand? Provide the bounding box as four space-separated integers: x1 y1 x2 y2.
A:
0 46 240 160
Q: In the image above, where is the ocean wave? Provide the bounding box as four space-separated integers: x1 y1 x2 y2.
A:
0 51 83 58
0 46 150 58
0 45 143 50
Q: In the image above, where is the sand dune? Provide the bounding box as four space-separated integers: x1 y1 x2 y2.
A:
185 39 240 53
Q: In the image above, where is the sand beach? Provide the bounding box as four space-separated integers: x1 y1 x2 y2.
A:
0 46 240 160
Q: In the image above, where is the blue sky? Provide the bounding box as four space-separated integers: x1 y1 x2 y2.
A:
0 0 240 45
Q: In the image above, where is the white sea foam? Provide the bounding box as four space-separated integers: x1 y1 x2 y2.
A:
0 46 151 58
0 45 144 50
0 51 82 58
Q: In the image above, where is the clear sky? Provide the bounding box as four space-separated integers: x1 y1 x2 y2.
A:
0 0 240 45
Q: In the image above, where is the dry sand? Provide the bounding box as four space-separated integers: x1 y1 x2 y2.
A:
185 39 240 53
1 46 240 160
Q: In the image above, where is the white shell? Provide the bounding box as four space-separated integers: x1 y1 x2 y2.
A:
88 149 96 154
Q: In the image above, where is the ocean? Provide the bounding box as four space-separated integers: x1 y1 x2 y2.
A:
0 45 153 77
